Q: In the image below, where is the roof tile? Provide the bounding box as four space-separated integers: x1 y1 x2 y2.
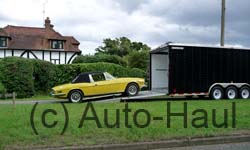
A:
1 18 80 52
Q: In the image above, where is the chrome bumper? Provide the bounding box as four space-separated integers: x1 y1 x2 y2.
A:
50 92 66 97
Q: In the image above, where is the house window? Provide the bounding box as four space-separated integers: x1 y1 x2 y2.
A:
0 37 7 47
51 40 63 49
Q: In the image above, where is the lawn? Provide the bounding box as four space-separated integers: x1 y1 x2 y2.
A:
0 100 250 149
16 94 59 100
0 94 60 101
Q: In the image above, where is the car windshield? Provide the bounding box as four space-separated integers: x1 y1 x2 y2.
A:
72 75 79 83
104 72 115 80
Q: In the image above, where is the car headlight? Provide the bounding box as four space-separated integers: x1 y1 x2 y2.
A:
50 89 55 95
139 80 145 84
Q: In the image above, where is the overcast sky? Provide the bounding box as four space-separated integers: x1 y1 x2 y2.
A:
0 0 249 54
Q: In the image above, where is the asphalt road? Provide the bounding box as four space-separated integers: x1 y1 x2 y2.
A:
156 142 250 150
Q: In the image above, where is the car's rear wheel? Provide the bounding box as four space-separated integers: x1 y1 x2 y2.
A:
68 90 83 103
125 83 139 96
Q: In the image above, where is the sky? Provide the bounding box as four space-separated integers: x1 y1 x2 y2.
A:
0 0 249 54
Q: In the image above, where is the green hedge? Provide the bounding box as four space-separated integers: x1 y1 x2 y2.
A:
0 57 34 98
32 59 57 93
72 54 127 67
0 57 146 98
0 59 4 96
127 50 149 71
0 82 5 95
56 62 145 85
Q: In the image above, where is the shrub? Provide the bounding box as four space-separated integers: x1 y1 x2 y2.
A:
0 57 146 98
0 57 34 98
0 59 2 78
127 68 146 78
72 54 127 67
55 63 146 85
31 59 58 93
0 60 4 97
127 50 149 71
0 82 5 96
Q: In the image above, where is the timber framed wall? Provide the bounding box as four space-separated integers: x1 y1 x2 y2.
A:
0 48 81 64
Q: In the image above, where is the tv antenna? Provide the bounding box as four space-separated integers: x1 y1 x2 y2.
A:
42 0 48 22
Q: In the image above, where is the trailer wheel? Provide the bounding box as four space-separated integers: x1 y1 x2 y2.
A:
239 86 250 99
210 86 224 100
225 86 238 100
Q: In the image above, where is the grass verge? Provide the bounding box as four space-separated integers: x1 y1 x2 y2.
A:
0 94 60 101
0 100 249 149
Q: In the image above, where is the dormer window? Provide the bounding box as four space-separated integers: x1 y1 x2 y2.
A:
51 40 63 49
0 37 7 47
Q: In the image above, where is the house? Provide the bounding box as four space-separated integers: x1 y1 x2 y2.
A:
0 17 81 64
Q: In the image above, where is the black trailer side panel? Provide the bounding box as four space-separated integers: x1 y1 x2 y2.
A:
169 46 250 94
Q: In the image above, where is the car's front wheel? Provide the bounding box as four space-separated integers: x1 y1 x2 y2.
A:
125 83 139 96
68 90 83 103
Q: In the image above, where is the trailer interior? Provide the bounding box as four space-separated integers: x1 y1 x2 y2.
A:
150 45 169 93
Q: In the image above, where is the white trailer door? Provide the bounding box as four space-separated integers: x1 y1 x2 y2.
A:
151 54 169 92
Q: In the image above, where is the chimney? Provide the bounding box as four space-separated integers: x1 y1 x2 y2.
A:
44 17 54 29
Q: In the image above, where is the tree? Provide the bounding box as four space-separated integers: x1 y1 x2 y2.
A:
95 37 150 57
95 38 120 56
127 50 149 71
95 37 151 71
72 54 127 67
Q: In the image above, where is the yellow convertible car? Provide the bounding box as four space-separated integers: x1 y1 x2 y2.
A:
51 72 145 103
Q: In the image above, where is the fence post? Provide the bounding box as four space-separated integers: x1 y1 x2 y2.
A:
12 92 16 108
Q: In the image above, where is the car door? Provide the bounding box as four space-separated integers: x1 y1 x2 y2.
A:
91 73 112 95
103 72 124 93
71 74 96 96
80 82 96 96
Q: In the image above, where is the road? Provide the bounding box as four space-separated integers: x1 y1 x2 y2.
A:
0 90 167 104
155 142 250 150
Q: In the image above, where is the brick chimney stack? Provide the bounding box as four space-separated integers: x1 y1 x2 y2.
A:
44 17 54 29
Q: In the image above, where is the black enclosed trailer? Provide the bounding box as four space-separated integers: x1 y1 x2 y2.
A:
150 43 250 100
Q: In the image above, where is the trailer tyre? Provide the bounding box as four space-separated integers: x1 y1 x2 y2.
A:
225 86 238 100
239 86 250 99
210 86 224 100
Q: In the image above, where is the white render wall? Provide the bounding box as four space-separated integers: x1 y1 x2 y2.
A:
0 49 79 64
